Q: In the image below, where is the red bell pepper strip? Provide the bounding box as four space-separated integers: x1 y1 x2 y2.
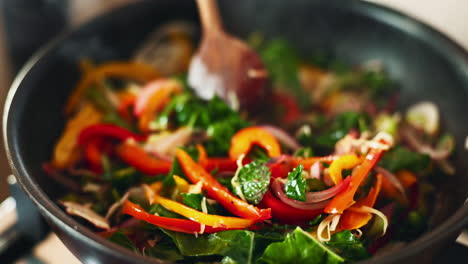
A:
176 149 271 221
272 92 302 124
229 127 281 160
83 137 105 173
122 200 235 234
116 143 171 175
324 148 385 214
197 144 238 172
78 124 146 145
338 173 383 230
259 191 322 223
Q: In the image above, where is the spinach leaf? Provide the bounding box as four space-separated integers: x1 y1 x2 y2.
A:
257 227 344 264
108 231 138 252
259 38 308 107
162 229 283 264
379 146 430 172
315 112 369 149
232 160 271 205
181 193 215 214
157 92 249 156
144 235 185 261
325 230 369 262
284 164 306 201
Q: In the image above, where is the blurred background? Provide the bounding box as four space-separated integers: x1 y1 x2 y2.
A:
0 0 466 263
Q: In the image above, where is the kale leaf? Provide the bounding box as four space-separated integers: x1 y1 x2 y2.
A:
284 164 306 201
108 231 138 252
232 160 271 205
325 230 369 262
162 229 283 264
257 227 344 264
315 112 369 149
379 146 431 172
259 38 309 107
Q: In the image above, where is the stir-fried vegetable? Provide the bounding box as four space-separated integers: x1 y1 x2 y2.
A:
45 33 454 264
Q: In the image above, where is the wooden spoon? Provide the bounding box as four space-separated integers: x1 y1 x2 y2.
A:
188 0 268 111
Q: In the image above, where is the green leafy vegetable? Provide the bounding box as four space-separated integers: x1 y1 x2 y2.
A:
259 38 309 107
284 164 306 201
325 230 369 262
181 193 215 214
306 178 327 192
155 92 249 156
257 227 344 264
108 231 138 252
232 160 271 205
294 147 314 158
315 112 369 149
162 229 283 264
379 146 430 172
144 236 185 261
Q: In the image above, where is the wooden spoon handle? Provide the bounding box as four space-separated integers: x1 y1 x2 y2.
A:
196 0 223 33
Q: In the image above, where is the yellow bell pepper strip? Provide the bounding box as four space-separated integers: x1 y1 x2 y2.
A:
324 148 385 214
65 61 159 115
153 194 255 229
338 173 383 230
229 127 281 160
176 149 271 221
115 142 171 175
173 175 190 193
136 79 182 133
52 104 102 169
122 200 238 234
328 154 361 185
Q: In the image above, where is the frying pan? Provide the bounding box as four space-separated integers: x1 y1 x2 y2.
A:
3 0 468 263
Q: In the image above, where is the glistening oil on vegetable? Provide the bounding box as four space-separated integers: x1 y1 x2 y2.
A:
44 26 454 263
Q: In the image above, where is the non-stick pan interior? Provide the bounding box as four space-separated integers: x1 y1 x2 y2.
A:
4 0 468 263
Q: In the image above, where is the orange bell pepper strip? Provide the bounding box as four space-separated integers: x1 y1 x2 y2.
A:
52 103 102 169
122 200 238 234
137 79 182 133
380 170 416 205
338 173 383 230
153 195 255 229
65 61 159 115
117 92 137 121
115 142 171 175
328 154 361 185
292 155 338 170
396 170 417 188
176 149 271 221
197 144 238 172
324 148 385 214
229 127 281 160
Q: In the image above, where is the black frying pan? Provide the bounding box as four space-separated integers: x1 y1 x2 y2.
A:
3 0 468 263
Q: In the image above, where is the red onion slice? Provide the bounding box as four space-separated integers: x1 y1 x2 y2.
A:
305 176 351 202
400 126 450 160
271 177 350 210
260 125 301 151
309 161 322 179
